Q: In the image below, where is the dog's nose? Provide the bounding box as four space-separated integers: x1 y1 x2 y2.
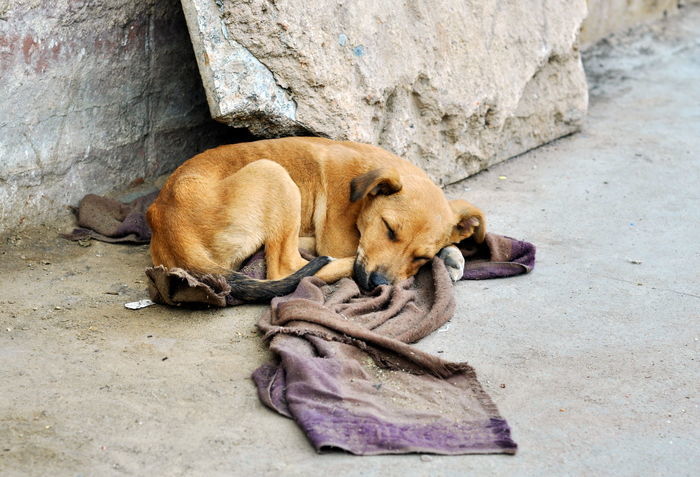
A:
368 271 389 288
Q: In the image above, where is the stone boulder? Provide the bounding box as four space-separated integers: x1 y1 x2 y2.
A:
182 0 589 184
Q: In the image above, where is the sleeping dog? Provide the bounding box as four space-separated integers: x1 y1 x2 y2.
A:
146 137 485 300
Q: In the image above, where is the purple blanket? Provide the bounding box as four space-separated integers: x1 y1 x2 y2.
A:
63 192 157 243
253 261 518 455
66 192 535 455
145 233 533 455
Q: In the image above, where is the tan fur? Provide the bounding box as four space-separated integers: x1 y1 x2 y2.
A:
147 137 486 288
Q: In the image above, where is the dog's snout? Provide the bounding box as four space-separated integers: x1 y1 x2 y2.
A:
353 260 390 290
353 259 369 289
368 271 389 288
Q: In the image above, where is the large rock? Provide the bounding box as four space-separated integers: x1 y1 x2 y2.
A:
182 0 589 184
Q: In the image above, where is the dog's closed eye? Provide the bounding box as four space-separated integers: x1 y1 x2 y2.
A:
383 218 398 242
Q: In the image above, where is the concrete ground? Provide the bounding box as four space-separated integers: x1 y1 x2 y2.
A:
1 8 698 477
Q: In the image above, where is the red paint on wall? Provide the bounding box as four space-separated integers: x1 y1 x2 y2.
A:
1 19 149 76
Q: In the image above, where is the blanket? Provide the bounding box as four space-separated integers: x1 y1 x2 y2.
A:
66 192 535 455
144 233 532 455
63 192 158 243
253 260 518 455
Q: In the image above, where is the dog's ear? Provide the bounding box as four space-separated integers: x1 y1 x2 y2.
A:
350 168 402 203
449 199 486 243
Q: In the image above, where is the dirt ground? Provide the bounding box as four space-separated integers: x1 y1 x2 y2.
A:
1 7 699 476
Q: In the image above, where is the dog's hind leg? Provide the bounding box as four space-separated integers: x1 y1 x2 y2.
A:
215 159 311 280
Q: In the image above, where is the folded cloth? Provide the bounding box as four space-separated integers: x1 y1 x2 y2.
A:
144 234 533 455
253 258 518 455
459 234 535 279
62 192 158 243
146 251 267 307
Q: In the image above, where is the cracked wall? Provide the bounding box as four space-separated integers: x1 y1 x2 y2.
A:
3 0 695 233
0 0 247 233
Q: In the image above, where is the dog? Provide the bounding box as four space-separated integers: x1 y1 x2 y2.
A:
146 137 485 300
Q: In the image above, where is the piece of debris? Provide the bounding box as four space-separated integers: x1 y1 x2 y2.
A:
498 175 508 180
124 299 156 310
500 383 506 388
627 259 643 264
437 324 450 333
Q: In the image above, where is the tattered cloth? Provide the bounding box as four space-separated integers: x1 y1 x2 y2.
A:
254 260 517 455
62 192 158 243
65 192 535 455
145 234 534 455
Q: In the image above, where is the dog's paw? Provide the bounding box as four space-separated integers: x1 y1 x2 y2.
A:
438 245 465 282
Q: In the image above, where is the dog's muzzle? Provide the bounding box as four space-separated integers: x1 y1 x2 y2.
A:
353 259 390 290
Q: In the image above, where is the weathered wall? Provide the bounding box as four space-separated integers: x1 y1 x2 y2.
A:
0 0 247 234
182 0 590 185
580 0 699 48
3 0 696 234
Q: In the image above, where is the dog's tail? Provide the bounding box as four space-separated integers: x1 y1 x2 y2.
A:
226 256 332 302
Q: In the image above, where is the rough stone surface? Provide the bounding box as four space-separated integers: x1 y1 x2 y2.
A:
0 0 251 234
182 0 589 184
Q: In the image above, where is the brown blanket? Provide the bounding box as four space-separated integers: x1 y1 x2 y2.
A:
63 192 158 243
144 234 532 455
66 192 535 455
253 259 518 455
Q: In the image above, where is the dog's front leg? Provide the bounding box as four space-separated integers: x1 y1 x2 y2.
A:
313 257 355 283
438 245 466 282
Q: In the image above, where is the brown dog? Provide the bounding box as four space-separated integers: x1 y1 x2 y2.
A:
146 137 485 299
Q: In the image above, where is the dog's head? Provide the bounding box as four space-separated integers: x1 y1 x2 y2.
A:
350 168 486 289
